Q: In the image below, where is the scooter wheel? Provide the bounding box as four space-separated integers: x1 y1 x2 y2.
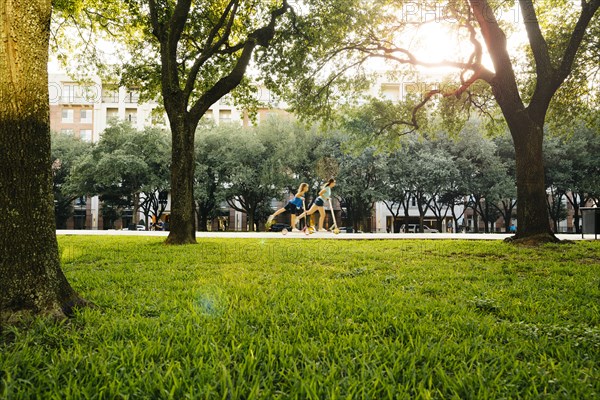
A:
333 228 340 235
281 228 288 235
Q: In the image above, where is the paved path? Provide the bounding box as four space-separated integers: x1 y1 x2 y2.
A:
56 230 593 241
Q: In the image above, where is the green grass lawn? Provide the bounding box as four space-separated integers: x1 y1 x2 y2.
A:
2 237 600 399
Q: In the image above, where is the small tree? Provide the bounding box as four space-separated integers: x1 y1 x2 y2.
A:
194 125 230 231
51 131 92 228
380 149 413 233
337 146 384 231
67 123 168 228
222 124 288 231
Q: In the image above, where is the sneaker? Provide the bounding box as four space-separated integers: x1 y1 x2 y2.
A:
292 228 301 232
266 215 274 228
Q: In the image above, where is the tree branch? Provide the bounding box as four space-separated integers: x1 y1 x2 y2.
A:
518 0 554 80
168 0 192 54
188 1 290 122
556 0 600 84
528 0 599 119
183 0 239 98
148 0 164 40
469 0 524 115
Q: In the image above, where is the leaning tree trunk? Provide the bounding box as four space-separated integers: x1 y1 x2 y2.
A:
165 115 197 244
0 0 86 321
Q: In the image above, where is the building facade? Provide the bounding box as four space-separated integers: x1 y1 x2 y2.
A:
50 73 591 233
49 73 287 231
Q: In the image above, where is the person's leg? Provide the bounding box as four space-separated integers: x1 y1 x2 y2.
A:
297 205 314 220
271 207 286 218
296 204 317 227
268 206 288 227
317 207 325 230
290 213 297 227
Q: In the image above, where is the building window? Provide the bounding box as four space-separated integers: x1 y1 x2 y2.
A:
73 85 95 104
61 128 74 135
219 110 232 123
106 108 119 123
126 109 137 124
201 110 214 122
61 85 74 103
381 84 400 101
61 109 74 123
125 89 140 103
79 129 92 142
80 109 93 124
102 86 119 103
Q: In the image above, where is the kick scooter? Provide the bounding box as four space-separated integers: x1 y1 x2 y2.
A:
327 198 340 234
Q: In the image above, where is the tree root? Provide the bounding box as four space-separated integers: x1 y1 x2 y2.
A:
503 232 566 246
0 294 95 330
62 294 97 317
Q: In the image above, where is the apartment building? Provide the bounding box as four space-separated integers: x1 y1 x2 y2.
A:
49 72 288 230
49 72 467 232
56 73 588 234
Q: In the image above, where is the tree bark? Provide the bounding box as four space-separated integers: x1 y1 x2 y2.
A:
469 0 600 242
147 1 290 244
0 0 86 321
510 117 554 238
165 115 197 244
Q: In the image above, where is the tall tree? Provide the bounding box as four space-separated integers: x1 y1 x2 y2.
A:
545 120 600 232
221 123 289 231
118 0 293 243
134 128 172 228
543 134 571 232
490 132 518 233
0 0 87 321
380 149 413 233
565 121 600 228
269 0 600 243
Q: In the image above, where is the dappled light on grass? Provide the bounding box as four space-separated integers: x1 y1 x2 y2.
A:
1 237 599 398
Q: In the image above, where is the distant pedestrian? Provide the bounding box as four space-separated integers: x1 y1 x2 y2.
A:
296 178 336 232
266 183 309 230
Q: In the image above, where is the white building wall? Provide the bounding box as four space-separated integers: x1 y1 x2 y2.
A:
374 201 465 233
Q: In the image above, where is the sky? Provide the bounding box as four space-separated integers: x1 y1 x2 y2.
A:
48 3 531 86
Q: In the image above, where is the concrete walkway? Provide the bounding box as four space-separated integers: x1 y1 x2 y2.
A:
56 230 593 241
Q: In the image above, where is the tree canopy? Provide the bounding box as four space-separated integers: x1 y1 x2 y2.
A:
263 0 600 242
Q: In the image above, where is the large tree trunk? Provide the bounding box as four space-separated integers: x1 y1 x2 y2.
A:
165 116 197 244
510 119 554 240
0 0 86 321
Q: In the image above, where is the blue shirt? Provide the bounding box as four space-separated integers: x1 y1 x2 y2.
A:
290 196 303 208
